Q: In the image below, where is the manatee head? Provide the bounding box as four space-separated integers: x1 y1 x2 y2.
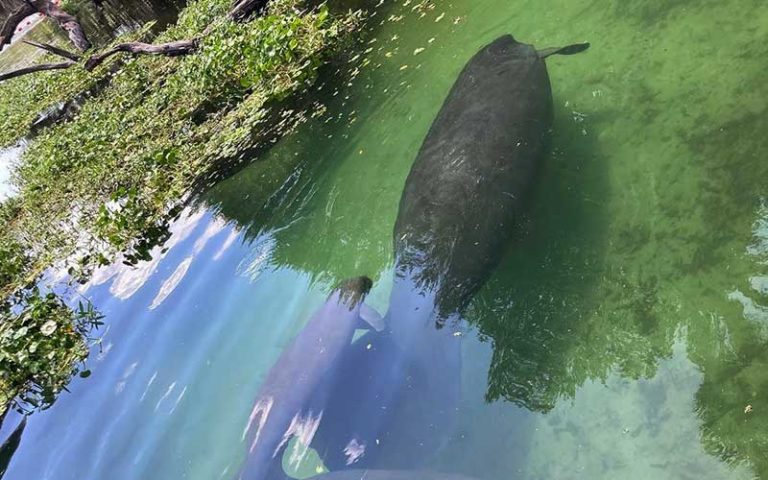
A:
331 276 373 310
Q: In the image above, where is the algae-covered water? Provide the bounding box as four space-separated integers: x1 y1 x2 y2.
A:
3 0 768 479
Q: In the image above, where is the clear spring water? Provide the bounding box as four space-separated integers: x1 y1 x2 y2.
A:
3 0 768 478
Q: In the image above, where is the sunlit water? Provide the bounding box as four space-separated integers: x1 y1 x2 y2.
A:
0 143 23 200
3 0 768 479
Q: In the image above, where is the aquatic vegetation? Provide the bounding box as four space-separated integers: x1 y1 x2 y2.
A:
0 290 103 413
0 0 361 412
0 23 155 147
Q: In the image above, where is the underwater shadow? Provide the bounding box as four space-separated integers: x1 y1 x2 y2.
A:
468 105 617 412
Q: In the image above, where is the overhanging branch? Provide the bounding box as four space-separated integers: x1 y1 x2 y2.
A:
22 40 81 61
1 0 273 83
0 61 74 82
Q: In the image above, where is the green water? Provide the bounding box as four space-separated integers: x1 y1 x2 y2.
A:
4 0 768 479
209 0 768 477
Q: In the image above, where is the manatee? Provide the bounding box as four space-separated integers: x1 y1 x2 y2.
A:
307 328 452 470
240 35 589 479
390 34 589 327
237 277 376 480
308 35 589 471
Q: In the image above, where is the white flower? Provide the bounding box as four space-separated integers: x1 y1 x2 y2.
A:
41 320 57 336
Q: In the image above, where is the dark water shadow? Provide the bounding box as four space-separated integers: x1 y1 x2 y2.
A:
462 90 768 478
683 105 768 478
71 0 184 47
466 105 614 412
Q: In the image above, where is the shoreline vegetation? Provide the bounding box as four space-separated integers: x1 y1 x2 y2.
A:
0 0 365 414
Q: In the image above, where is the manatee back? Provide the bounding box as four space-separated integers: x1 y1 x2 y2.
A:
393 35 554 316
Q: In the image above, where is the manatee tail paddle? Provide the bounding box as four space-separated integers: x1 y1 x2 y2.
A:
537 42 590 58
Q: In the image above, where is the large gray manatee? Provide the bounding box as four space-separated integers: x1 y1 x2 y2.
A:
310 35 589 472
390 34 589 327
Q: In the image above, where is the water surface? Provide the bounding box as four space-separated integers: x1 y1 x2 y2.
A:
3 0 768 479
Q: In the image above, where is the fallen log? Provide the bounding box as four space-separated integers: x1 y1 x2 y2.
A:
84 38 200 70
228 0 269 22
84 0 269 68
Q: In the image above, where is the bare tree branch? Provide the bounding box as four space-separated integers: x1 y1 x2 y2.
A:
22 39 80 61
0 1 37 49
1 0 272 83
0 60 74 81
83 0 270 69
84 38 200 70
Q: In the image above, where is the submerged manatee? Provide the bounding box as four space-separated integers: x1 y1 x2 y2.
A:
241 35 589 478
311 35 589 471
238 277 376 480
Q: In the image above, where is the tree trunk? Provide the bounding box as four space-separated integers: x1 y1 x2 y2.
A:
0 1 36 49
31 0 91 51
0 0 91 51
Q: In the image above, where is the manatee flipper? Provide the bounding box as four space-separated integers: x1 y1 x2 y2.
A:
359 304 385 332
537 42 590 59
